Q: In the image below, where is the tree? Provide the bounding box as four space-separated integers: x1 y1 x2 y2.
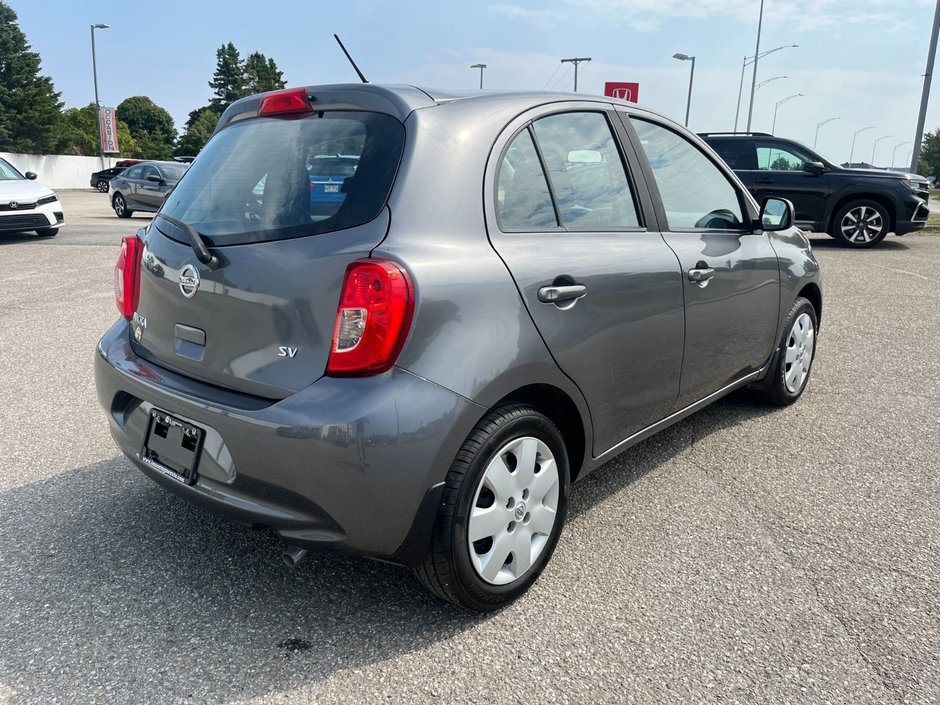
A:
243 52 286 94
56 103 138 156
117 96 177 160
917 129 940 177
176 109 218 156
209 42 245 112
0 1 63 153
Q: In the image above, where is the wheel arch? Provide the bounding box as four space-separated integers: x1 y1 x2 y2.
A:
497 383 588 483
798 282 822 331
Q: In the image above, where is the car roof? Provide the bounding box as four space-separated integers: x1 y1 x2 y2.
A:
215 83 678 136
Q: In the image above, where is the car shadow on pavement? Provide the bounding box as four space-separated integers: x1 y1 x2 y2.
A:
567 390 772 521
0 391 772 703
805 235 910 250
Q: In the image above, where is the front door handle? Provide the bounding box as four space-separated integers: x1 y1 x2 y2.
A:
687 265 715 287
538 284 587 304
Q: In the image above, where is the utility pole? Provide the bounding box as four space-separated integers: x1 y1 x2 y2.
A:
560 57 591 93
911 0 940 173
470 63 486 90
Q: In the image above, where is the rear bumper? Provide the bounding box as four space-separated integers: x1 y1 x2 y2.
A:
94 320 482 565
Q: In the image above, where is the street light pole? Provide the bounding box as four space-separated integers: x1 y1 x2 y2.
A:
673 53 696 127
910 0 940 172
849 126 875 164
470 63 486 89
870 135 893 166
754 76 787 92
560 57 591 92
892 141 912 166
733 44 797 132
814 117 841 149
771 93 803 134
90 23 110 170
745 0 766 132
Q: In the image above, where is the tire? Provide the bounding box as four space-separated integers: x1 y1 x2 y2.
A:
754 296 818 406
35 228 58 237
113 193 132 218
830 199 889 247
96 180 109 193
414 404 570 611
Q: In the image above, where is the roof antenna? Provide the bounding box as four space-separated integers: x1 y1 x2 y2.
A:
334 34 369 83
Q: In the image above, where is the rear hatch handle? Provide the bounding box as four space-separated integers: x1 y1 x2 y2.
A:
155 213 219 271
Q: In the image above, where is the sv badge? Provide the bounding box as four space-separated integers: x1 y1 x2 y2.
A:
278 346 299 358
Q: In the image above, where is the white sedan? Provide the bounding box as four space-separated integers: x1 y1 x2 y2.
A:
0 158 63 237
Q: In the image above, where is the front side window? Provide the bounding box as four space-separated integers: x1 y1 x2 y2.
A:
159 111 405 245
631 118 745 230
756 142 815 171
141 165 160 180
532 112 640 229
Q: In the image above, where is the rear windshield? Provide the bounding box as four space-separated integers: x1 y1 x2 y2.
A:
159 111 405 245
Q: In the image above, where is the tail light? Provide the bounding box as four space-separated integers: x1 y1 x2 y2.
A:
114 235 143 319
327 258 415 376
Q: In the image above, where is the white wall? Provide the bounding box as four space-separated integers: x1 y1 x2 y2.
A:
0 153 116 190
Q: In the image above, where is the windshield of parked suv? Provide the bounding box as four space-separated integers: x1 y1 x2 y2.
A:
0 159 24 180
159 111 404 245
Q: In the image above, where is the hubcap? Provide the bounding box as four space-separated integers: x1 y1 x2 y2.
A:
467 436 560 586
840 205 883 244
115 197 124 215
784 312 815 394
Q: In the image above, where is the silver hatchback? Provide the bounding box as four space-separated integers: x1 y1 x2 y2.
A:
95 85 821 610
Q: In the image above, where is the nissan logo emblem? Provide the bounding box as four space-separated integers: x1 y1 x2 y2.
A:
178 264 200 298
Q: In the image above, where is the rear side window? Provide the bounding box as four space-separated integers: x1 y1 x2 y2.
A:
160 111 405 245
497 129 558 230
707 140 758 170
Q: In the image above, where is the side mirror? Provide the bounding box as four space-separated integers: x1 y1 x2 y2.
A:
146 175 165 184
803 161 827 175
760 197 794 231
24 171 37 180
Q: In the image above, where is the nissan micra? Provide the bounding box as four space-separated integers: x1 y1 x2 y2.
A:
95 84 821 611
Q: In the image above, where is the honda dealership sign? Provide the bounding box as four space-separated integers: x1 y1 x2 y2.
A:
604 82 640 102
99 107 120 153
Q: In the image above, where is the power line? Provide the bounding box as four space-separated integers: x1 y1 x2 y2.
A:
547 64 573 92
542 63 563 90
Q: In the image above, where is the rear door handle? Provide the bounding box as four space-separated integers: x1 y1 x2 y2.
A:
687 266 715 287
538 284 587 304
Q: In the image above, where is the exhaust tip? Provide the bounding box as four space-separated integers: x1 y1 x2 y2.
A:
282 546 308 568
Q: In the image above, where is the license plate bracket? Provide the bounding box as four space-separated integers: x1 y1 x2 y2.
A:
141 409 204 485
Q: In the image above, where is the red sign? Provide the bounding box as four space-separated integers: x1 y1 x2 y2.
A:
604 82 640 102
99 107 120 153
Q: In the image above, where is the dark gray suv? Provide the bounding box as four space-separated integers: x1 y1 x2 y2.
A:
95 84 821 610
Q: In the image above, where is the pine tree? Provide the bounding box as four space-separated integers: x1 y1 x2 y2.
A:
243 52 286 94
208 42 245 112
0 1 63 153
176 109 219 157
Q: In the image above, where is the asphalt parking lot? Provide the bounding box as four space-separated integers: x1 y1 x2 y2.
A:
0 190 937 704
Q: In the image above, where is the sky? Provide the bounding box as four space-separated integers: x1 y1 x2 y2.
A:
8 0 940 168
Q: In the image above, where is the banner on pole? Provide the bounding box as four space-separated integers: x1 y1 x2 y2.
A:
99 107 120 153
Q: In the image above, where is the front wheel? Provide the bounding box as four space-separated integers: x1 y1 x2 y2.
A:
755 296 818 406
113 193 132 219
414 405 569 611
830 199 889 247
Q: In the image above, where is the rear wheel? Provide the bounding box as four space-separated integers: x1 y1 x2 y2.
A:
830 199 889 247
113 193 132 218
414 405 569 611
96 179 109 193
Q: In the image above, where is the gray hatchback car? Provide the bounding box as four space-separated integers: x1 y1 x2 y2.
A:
95 84 821 610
